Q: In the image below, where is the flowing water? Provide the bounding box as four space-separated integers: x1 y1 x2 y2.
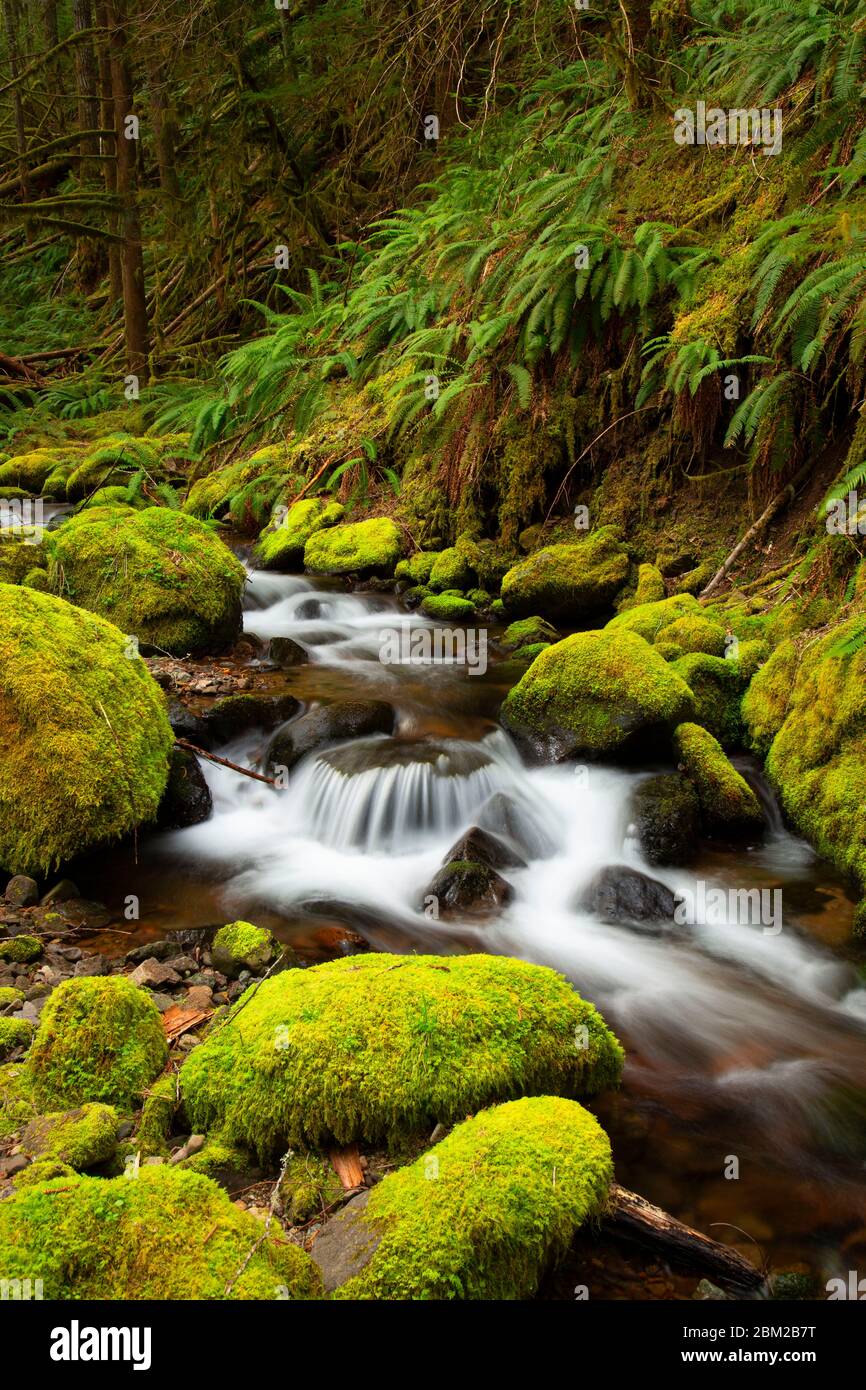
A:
80 568 866 1295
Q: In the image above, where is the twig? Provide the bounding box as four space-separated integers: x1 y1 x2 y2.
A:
176 738 278 786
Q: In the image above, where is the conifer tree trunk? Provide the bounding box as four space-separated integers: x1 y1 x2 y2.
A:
2 0 30 216
72 0 100 176
107 0 149 380
95 0 122 304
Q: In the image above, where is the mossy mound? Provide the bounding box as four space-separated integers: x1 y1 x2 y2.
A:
501 616 558 649
26 976 168 1111
0 986 24 1009
255 498 344 570
511 641 550 663
0 536 45 585
304 517 403 576
180 953 623 1158
501 628 694 762
673 722 763 836
420 591 476 621
395 551 437 585
0 447 83 495
279 1151 346 1223
22 566 49 591
735 638 770 682
0 1166 323 1300
63 434 176 501
0 585 174 875
657 614 727 657
331 1097 613 1300
671 652 744 749
135 1072 178 1157
428 546 475 592
0 1018 35 1060
0 1062 36 1140
183 443 292 524
606 592 700 643
654 640 684 662
211 920 280 978
618 562 666 611
741 638 798 754
47 507 246 655
500 528 629 621
0 935 42 963
22 1102 118 1169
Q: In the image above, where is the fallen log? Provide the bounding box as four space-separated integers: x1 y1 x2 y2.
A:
605 1183 765 1292
175 738 278 786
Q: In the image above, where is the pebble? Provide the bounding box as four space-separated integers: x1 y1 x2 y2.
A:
73 956 110 977
129 958 181 988
185 985 213 1011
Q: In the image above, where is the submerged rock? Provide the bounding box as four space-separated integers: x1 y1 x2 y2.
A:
267 699 395 771
180 953 624 1156
579 865 677 928
476 791 555 860
501 528 629 622
323 1097 613 1299
501 628 694 762
441 825 526 871
156 747 212 829
630 773 700 865
424 859 514 920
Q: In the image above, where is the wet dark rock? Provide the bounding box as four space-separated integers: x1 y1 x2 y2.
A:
166 698 210 748
631 773 701 866
157 747 213 830
267 636 308 667
311 1189 379 1292
72 955 111 978
40 879 80 906
441 825 526 872
579 865 676 929
4 876 39 908
425 859 514 921
201 691 300 745
476 791 555 861
267 700 396 772
167 925 219 951
125 939 182 965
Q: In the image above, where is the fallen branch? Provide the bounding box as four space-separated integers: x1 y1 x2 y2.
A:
604 1183 765 1292
175 738 277 786
700 463 811 599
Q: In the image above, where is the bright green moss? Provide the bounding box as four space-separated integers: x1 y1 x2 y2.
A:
735 638 770 682
279 1151 345 1223
654 640 684 661
510 641 550 662
0 986 24 1009
673 722 763 834
13 1159 76 1189
81 485 140 510
501 628 694 760
606 592 700 642
428 546 474 592
304 517 403 576
0 935 42 963
671 652 744 749
0 585 174 875
741 638 798 755
333 1097 613 1300
22 1102 118 1169
618 562 666 610
656 614 727 656
47 506 246 655
22 566 48 590
466 587 491 608
501 528 629 621
26 976 168 1111
395 551 437 584
0 1062 36 1140
0 1017 35 1059
255 498 344 570
64 435 162 500
501 616 558 650
135 1072 178 1157
420 592 476 621
212 920 279 976
491 598 506 619
672 561 714 595
0 1166 323 1300
180 953 624 1158
0 448 82 494
0 536 46 585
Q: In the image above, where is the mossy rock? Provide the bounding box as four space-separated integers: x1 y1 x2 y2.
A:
428 546 475 592
500 528 629 622
0 1062 36 1140
617 562 666 611
0 586 174 875
328 1097 613 1299
64 435 163 501
654 640 684 662
673 723 763 836
22 1102 118 1170
25 976 168 1111
0 935 42 963
135 1072 178 1157
671 652 744 749
46 507 246 655
672 561 714 595
656 614 727 657
501 628 694 762
255 498 344 570
211 920 280 978
13 1159 76 1190
0 448 82 495
420 592 476 621
606 592 700 643
741 638 797 754
501 616 558 650
179 1138 264 1194
0 986 24 1010
0 1166 323 1300
510 641 550 663
0 536 45 585
735 638 770 682
304 517 403 577
395 551 437 585
279 1151 346 1223
22 566 48 591
0 1018 35 1060
180 953 623 1158
630 773 701 866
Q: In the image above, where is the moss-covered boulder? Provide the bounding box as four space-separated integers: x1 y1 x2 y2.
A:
0 447 83 496
501 616 559 650
395 551 437 585
211 921 280 978
255 498 344 570
47 507 246 655
656 613 727 656
420 591 475 621
735 638 770 681
501 628 694 762
323 1097 613 1299
304 517 403 577
21 1103 117 1170
618 562 666 611
26 976 168 1111
0 1018 34 1060
0 1166 323 1300
0 536 44 585
0 986 24 1010
428 546 474 592
671 652 744 748
501 528 629 621
0 586 174 875
673 722 763 836
606 592 700 643
180 953 623 1158
0 935 42 963
741 638 797 754
0 1062 35 1140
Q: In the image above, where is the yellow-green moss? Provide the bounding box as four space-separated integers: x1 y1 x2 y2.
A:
741 638 798 755
26 976 168 1111
180 953 624 1158
64 435 162 500
657 613 727 657
673 722 763 834
428 547 474 592
0 448 83 495
501 528 629 621
0 986 24 1010
501 628 694 760
47 506 246 655
304 517 403 577
0 585 174 875
212 920 279 976
735 638 770 682
501 616 559 649
671 652 744 749
22 566 48 590
334 1097 613 1300
0 1166 323 1300
0 935 42 963
395 551 437 584
0 1062 36 1140
420 592 476 621
0 537 45 585
255 498 344 570
607 592 701 642
0 1017 35 1059
135 1071 178 1157
22 1102 118 1169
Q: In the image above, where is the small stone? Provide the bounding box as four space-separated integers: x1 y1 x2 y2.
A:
40 879 80 906
116 1120 134 1140
4 876 39 909
185 985 213 1011
168 955 198 975
125 940 181 965
129 958 181 989
143 1156 165 1166
186 1135 205 1155
148 992 176 1013
176 1034 201 1051
169 1145 190 1165
53 947 83 962
73 955 110 978
0 1154 30 1178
